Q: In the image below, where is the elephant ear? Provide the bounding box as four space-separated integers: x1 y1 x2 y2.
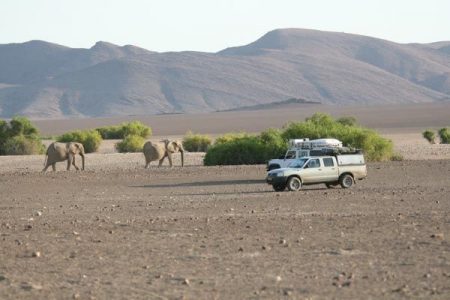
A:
166 141 177 153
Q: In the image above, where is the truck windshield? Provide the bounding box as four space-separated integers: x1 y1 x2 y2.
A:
288 158 309 168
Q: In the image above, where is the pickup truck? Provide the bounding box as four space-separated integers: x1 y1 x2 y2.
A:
266 155 367 192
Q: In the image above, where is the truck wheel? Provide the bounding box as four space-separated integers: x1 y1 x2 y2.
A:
273 184 286 192
339 174 354 188
287 177 302 191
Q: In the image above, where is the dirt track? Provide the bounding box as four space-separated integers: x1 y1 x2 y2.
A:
1 156 449 299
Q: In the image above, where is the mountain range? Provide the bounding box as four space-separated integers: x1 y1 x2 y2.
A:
0 28 449 119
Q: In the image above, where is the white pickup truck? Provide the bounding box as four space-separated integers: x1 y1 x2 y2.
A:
267 138 343 171
266 154 367 192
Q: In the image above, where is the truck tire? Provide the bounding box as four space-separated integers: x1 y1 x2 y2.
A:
339 174 354 188
273 184 286 192
287 176 302 191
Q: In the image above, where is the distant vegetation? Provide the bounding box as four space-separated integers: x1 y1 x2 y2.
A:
96 121 152 139
0 117 45 155
182 132 212 152
204 113 396 166
422 130 436 144
115 135 145 153
57 130 102 153
422 128 449 144
438 127 450 144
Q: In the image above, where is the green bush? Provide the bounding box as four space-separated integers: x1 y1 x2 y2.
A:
204 136 268 166
182 131 212 152
204 129 288 166
204 113 395 165
282 113 394 161
96 125 122 139
337 116 357 127
96 121 152 139
438 127 450 144
422 130 436 144
258 128 287 159
0 117 45 155
115 135 145 153
214 132 252 145
57 130 102 153
2 135 45 155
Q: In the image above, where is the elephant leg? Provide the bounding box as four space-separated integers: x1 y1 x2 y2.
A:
67 155 72 170
167 153 173 167
145 161 150 168
158 155 166 167
42 161 50 172
52 163 56 172
72 157 79 170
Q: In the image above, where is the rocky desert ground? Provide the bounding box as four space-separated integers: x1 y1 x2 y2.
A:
1 105 450 299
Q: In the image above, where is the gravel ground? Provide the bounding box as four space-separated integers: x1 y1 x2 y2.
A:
0 154 449 299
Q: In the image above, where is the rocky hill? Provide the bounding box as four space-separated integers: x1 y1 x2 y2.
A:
0 28 449 118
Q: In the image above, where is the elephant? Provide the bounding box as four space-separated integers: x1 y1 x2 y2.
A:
43 142 85 172
143 140 184 168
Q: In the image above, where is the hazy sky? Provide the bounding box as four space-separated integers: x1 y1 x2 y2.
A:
2 0 449 52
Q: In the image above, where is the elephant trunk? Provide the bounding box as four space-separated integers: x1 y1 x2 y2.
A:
81 153 85 170
180 150 184 167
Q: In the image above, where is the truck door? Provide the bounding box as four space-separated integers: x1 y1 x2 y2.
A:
321 157 339 181
301 158 322 183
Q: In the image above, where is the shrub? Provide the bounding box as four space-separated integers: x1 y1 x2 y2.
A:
204 136 268 166
96 121 152 139
438 127 450 144
115 135 145 153
422 130 436 144
282 113 393 161
214 132 252 145
57 130 102 153
0 117 45 155
390 152 404 161
96 125 122 139
2 135 45 155
336 116 357 127
182 131 212 152
258 128 287 159
204 130 288 166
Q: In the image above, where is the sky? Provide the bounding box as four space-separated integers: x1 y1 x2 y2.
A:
1 0 450 52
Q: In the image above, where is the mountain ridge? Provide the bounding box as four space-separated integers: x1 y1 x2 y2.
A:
0 28 449 119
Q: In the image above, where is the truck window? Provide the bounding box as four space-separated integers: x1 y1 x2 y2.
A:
323 158 335 167
285 151 296 159
307 158 320 168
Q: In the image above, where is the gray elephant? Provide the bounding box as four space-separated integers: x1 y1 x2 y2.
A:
43 142 85 172
143 140 184 168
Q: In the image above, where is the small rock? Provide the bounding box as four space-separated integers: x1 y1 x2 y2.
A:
35 211 42 217
431 233 444 240
238 247 244 252
279 239 287 245
182 278 190 285
20 282 42 291
32 251 41 258
73 293 80 299
0 274 6 281
24 225 32 231
276 276 282 282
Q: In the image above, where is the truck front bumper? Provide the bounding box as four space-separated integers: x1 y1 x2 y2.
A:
266 175 287 185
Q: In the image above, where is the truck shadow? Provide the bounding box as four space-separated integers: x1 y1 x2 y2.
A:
130 179 266 189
